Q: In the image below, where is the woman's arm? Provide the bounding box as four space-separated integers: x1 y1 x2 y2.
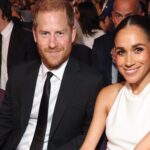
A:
80 83 122 150
134 132 150 150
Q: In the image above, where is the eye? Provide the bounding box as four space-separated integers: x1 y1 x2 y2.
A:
40 31 49 37
117 14 122 18
56 31 64 37
134 47 144 54
114 13 123 19
115 48 126 56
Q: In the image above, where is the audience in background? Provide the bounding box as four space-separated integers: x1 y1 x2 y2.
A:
91 0 103 17
138 0 148 16
98 0 114 33
0 0 39 90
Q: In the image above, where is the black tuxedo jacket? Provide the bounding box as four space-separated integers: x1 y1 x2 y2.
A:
92 32 114 86
71 43 92 65
0 57 103 150
7 23 39 76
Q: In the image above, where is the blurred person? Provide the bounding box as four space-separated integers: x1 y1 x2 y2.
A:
0 0 39 90
138 0 148 16
0 0 104 149
92 0 142 86
20 0 32 22
11 1 22 20
92 0 103 16
75 2 105 49
69 0 92 65
81 15 150 150
98 0 114 33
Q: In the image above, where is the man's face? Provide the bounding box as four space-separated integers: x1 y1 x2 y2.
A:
112 0 138 28
33 10 76 69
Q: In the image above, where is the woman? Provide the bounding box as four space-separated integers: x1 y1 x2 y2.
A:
75 2 105 48
80 15 150 150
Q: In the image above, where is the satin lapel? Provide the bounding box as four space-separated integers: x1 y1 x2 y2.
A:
49 57 80 139
19 62 40 132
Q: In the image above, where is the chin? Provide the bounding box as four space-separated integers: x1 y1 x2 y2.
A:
47 63 62 70
124 76 140 84
47 59 66 70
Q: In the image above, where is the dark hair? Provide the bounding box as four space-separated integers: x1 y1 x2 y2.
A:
114 15 150 40
138 0 148 16
77 2 100 36
33 0 74 28
99 0 114 21
0 0 12 21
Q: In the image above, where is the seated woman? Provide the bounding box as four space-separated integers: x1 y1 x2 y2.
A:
80 15 150 150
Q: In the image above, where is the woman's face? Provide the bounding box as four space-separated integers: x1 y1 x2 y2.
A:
114 25 150 86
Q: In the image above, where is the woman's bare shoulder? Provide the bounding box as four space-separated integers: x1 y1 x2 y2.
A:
96 82 125 113
101 82 124 95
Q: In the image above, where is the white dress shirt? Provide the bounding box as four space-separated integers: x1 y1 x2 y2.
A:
0 21 14 90
17 60 68 150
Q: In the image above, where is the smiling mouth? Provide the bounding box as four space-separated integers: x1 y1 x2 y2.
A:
46 49 62 53
124 67 140 75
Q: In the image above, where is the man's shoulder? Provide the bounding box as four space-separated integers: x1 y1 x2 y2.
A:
68 57 103 80
9 60 40 75
11 24 33 38
11 24 36 50
94 32 114 45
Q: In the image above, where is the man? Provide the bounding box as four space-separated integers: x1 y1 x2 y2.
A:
92 0 142 86
0 0 39 90
0 0 103 149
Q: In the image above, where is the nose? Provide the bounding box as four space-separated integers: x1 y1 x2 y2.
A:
125 53 135 67
48 35 57 48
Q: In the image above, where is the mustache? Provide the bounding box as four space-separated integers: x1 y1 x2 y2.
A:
43 46 65 52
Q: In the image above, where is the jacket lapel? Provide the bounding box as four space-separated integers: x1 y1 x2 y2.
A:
19 61 40 132
49 57 80 139
7 25 18 73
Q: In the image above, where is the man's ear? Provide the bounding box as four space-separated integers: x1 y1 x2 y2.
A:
71 25 77 43
32 27 37 43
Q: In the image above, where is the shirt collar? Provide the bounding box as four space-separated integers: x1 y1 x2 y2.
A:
40 59 69 80
1 21 14 37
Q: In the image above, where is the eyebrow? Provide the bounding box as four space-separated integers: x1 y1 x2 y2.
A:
132 43 146 48
114 11 135 16
115 43 146 50
115 46 124 50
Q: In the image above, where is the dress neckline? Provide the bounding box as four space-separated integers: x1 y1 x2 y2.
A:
125 82 150 97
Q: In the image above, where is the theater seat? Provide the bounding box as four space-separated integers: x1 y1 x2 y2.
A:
0 89 5 108
97 132 107 150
